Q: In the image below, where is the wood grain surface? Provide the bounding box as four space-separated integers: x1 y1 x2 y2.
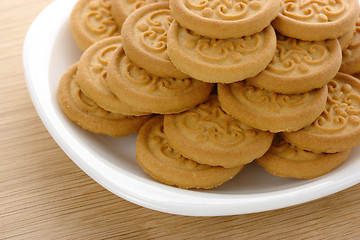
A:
2 0 360 239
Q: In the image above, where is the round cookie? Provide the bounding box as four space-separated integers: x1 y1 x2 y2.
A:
163 95 274 168
247 33 342 94
282 72 360 153
77 36 148 116
111 0 169 28
167 21 277 83
57 63 151 137
256 136 351 179
107 45 213 114
136 115 243 189
272 0 359 41
121 2 187 78
169 0 280 39
218 80 328 133
70 0 121 51
340 14 360 74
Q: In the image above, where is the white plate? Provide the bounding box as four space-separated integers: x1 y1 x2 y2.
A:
23 0 360 216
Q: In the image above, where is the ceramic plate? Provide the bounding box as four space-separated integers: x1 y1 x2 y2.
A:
23 0 360 216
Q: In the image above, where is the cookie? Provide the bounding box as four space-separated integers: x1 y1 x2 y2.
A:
272 0 359 41
256 135 351 179
247 33 342 94
163 95 274 168
107 45 213 114
340 14 360 74
169 0 280 39
77 36 148 115
57 63 151 137
282 72 360 153
111 0 169 28
218 80 328 133
121 2 187 78
167 21 277 83
70 0 121 51
136 115 243 189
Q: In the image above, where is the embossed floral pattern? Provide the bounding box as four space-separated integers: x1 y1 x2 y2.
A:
178 96 258 146
312 79 360 132
90 44 120 90
181 28 262 63
266 34 328 74
281 0 346 22
185 0 263 20
85 0 119 38
230 82 310 112
136 9 173 54
121 56 193 93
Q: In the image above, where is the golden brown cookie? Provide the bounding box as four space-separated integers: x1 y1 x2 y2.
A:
167 21 277 83
111 0 169 28
340 14 360 74
169 0 280 39
136 115 243 189
163 95 274 168
272 0 359 41
218 80 328 133
77 36 148 115
70 0 121 51
107 45 213 114
256 135 351 179
247 33 342 94
57 63 151 137
282 72 360 153
121 2 187 78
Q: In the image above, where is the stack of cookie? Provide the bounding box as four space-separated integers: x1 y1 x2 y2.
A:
167 1 279 83
254 1 360 179
57 37 152 137
57 0 360 189
136 95 276 189
60 1 214 136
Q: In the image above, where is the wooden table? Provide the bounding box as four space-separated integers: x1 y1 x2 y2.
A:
2 0 360 239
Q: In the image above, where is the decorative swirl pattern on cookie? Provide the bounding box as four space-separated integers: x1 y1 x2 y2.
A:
90 43 120 90
311 79 360 132
231 81 310 112
182 28 262 63
184 0 263 20
121 56 193 94
177 96 258 147
267 35 328 74
280 0 346 22
85 0 119 38
149 120 210 170
136 9 174 55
